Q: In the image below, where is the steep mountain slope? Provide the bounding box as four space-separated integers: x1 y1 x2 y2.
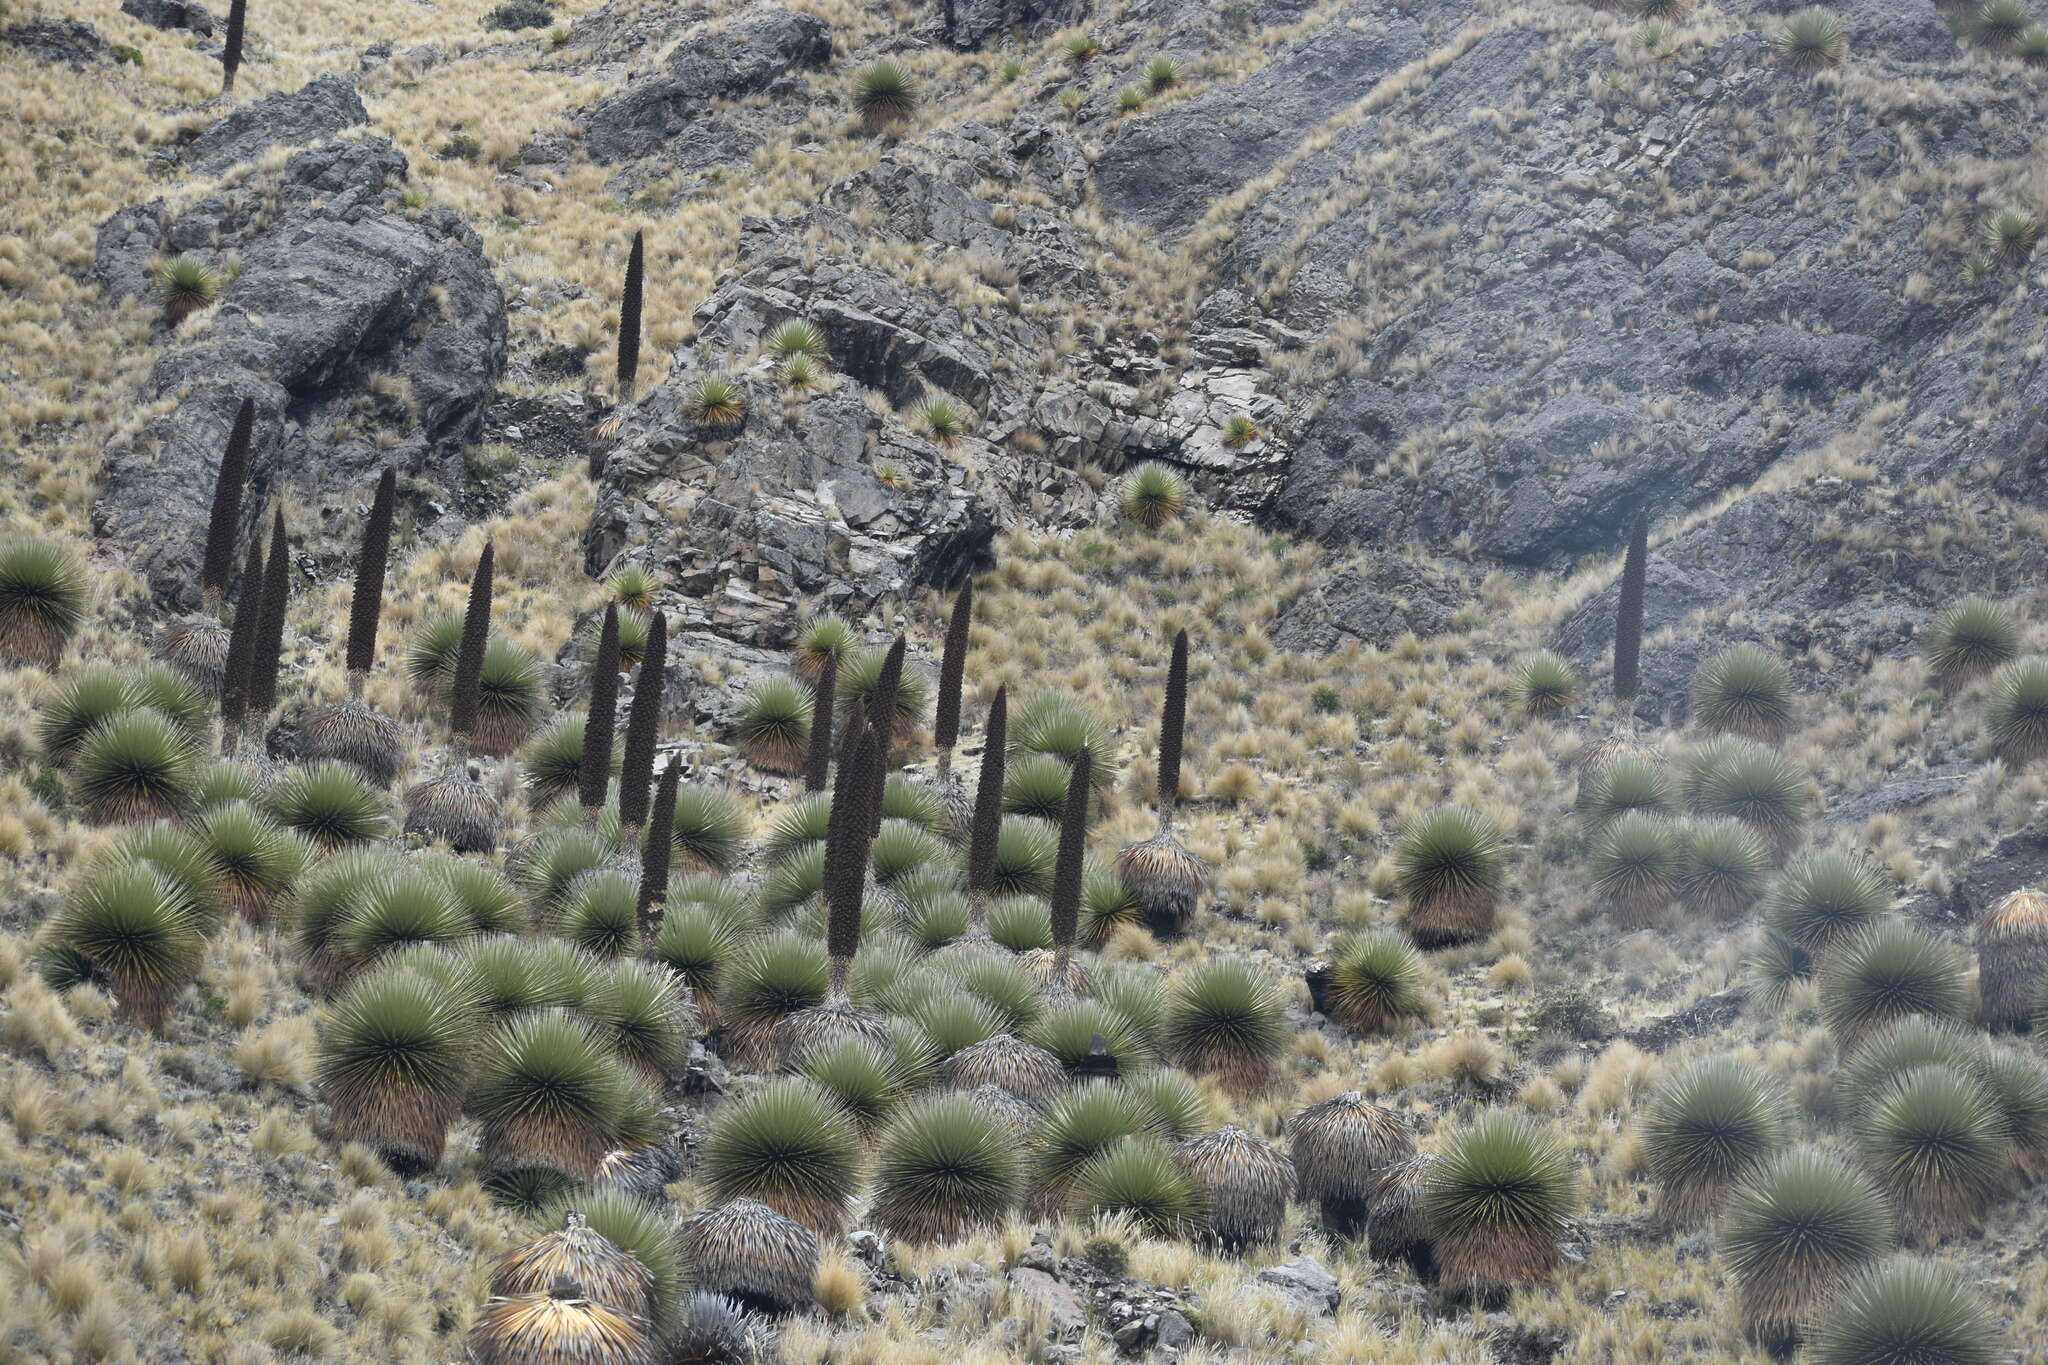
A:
4 0 2048 1359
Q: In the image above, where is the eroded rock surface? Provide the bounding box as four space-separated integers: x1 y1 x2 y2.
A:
94 125 505 609
580 7 832 165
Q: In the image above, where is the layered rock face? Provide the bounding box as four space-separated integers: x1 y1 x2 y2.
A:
566 0 2039 669
92 80 506 610
579 7 835 166
80 0 2048 679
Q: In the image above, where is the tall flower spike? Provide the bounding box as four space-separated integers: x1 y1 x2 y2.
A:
617 610 668 843
1613 510 1648 720
802 649 838 794
963 687 1008 921
933 581 973 781
1048 748 1091 984
1156 628 1188 822
822 716 878 997
344 468 398 697
1115 631 1208 939
221 0 246 94
637 757 681 936
578 604 622 820
200 398 254 616
248 506 290 718
448 543 494 750
865 636 906 837
616 231 644 398
218 537 266 752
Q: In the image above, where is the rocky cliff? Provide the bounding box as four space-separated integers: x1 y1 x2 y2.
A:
81 0 2048 678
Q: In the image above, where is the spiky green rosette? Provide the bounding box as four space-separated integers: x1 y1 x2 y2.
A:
404 763 503 853
719 929 827 1069
736 676 810 776
680 1199 818 1316
470 1010 633 1182
1691 643 1796 742
1924 596 2018 691
1640 1056 1789 1228
870 1093 1021 1245
1804 1256 2008 1365
193 799 308 923
1028 1081 1149 1218
1288 1090 1414 1238
1395 805 1503 948
471 639 544 758
1321 929 1428 1034
317 965 473 1175
1853 1063 2006 1244
44 860 202 1029
1163 957 1285 1095
72 708 196 825
1424 1111 1578 1302
1722 1145 1895 1352
1174 1125 1293 1253
700 1080 860 1235
1819 917 1968 1053
0 536 88 671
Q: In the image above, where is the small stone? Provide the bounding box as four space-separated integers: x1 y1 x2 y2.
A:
1255 1256 1341 1315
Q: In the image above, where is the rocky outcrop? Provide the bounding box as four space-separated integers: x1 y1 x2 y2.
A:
1085 0 2042 595
176 74 370 174
577 100 1348 641
579 7 831 165
1093 0 1433 235
941 0 1083 51
93 133 506 610
121 0 215 35
1273 553 1470 652
3 18 108 64
585 384 1018 645
1549 479 2048 723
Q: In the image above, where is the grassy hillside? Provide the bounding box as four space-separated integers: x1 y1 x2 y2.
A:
6 0 2048 1361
